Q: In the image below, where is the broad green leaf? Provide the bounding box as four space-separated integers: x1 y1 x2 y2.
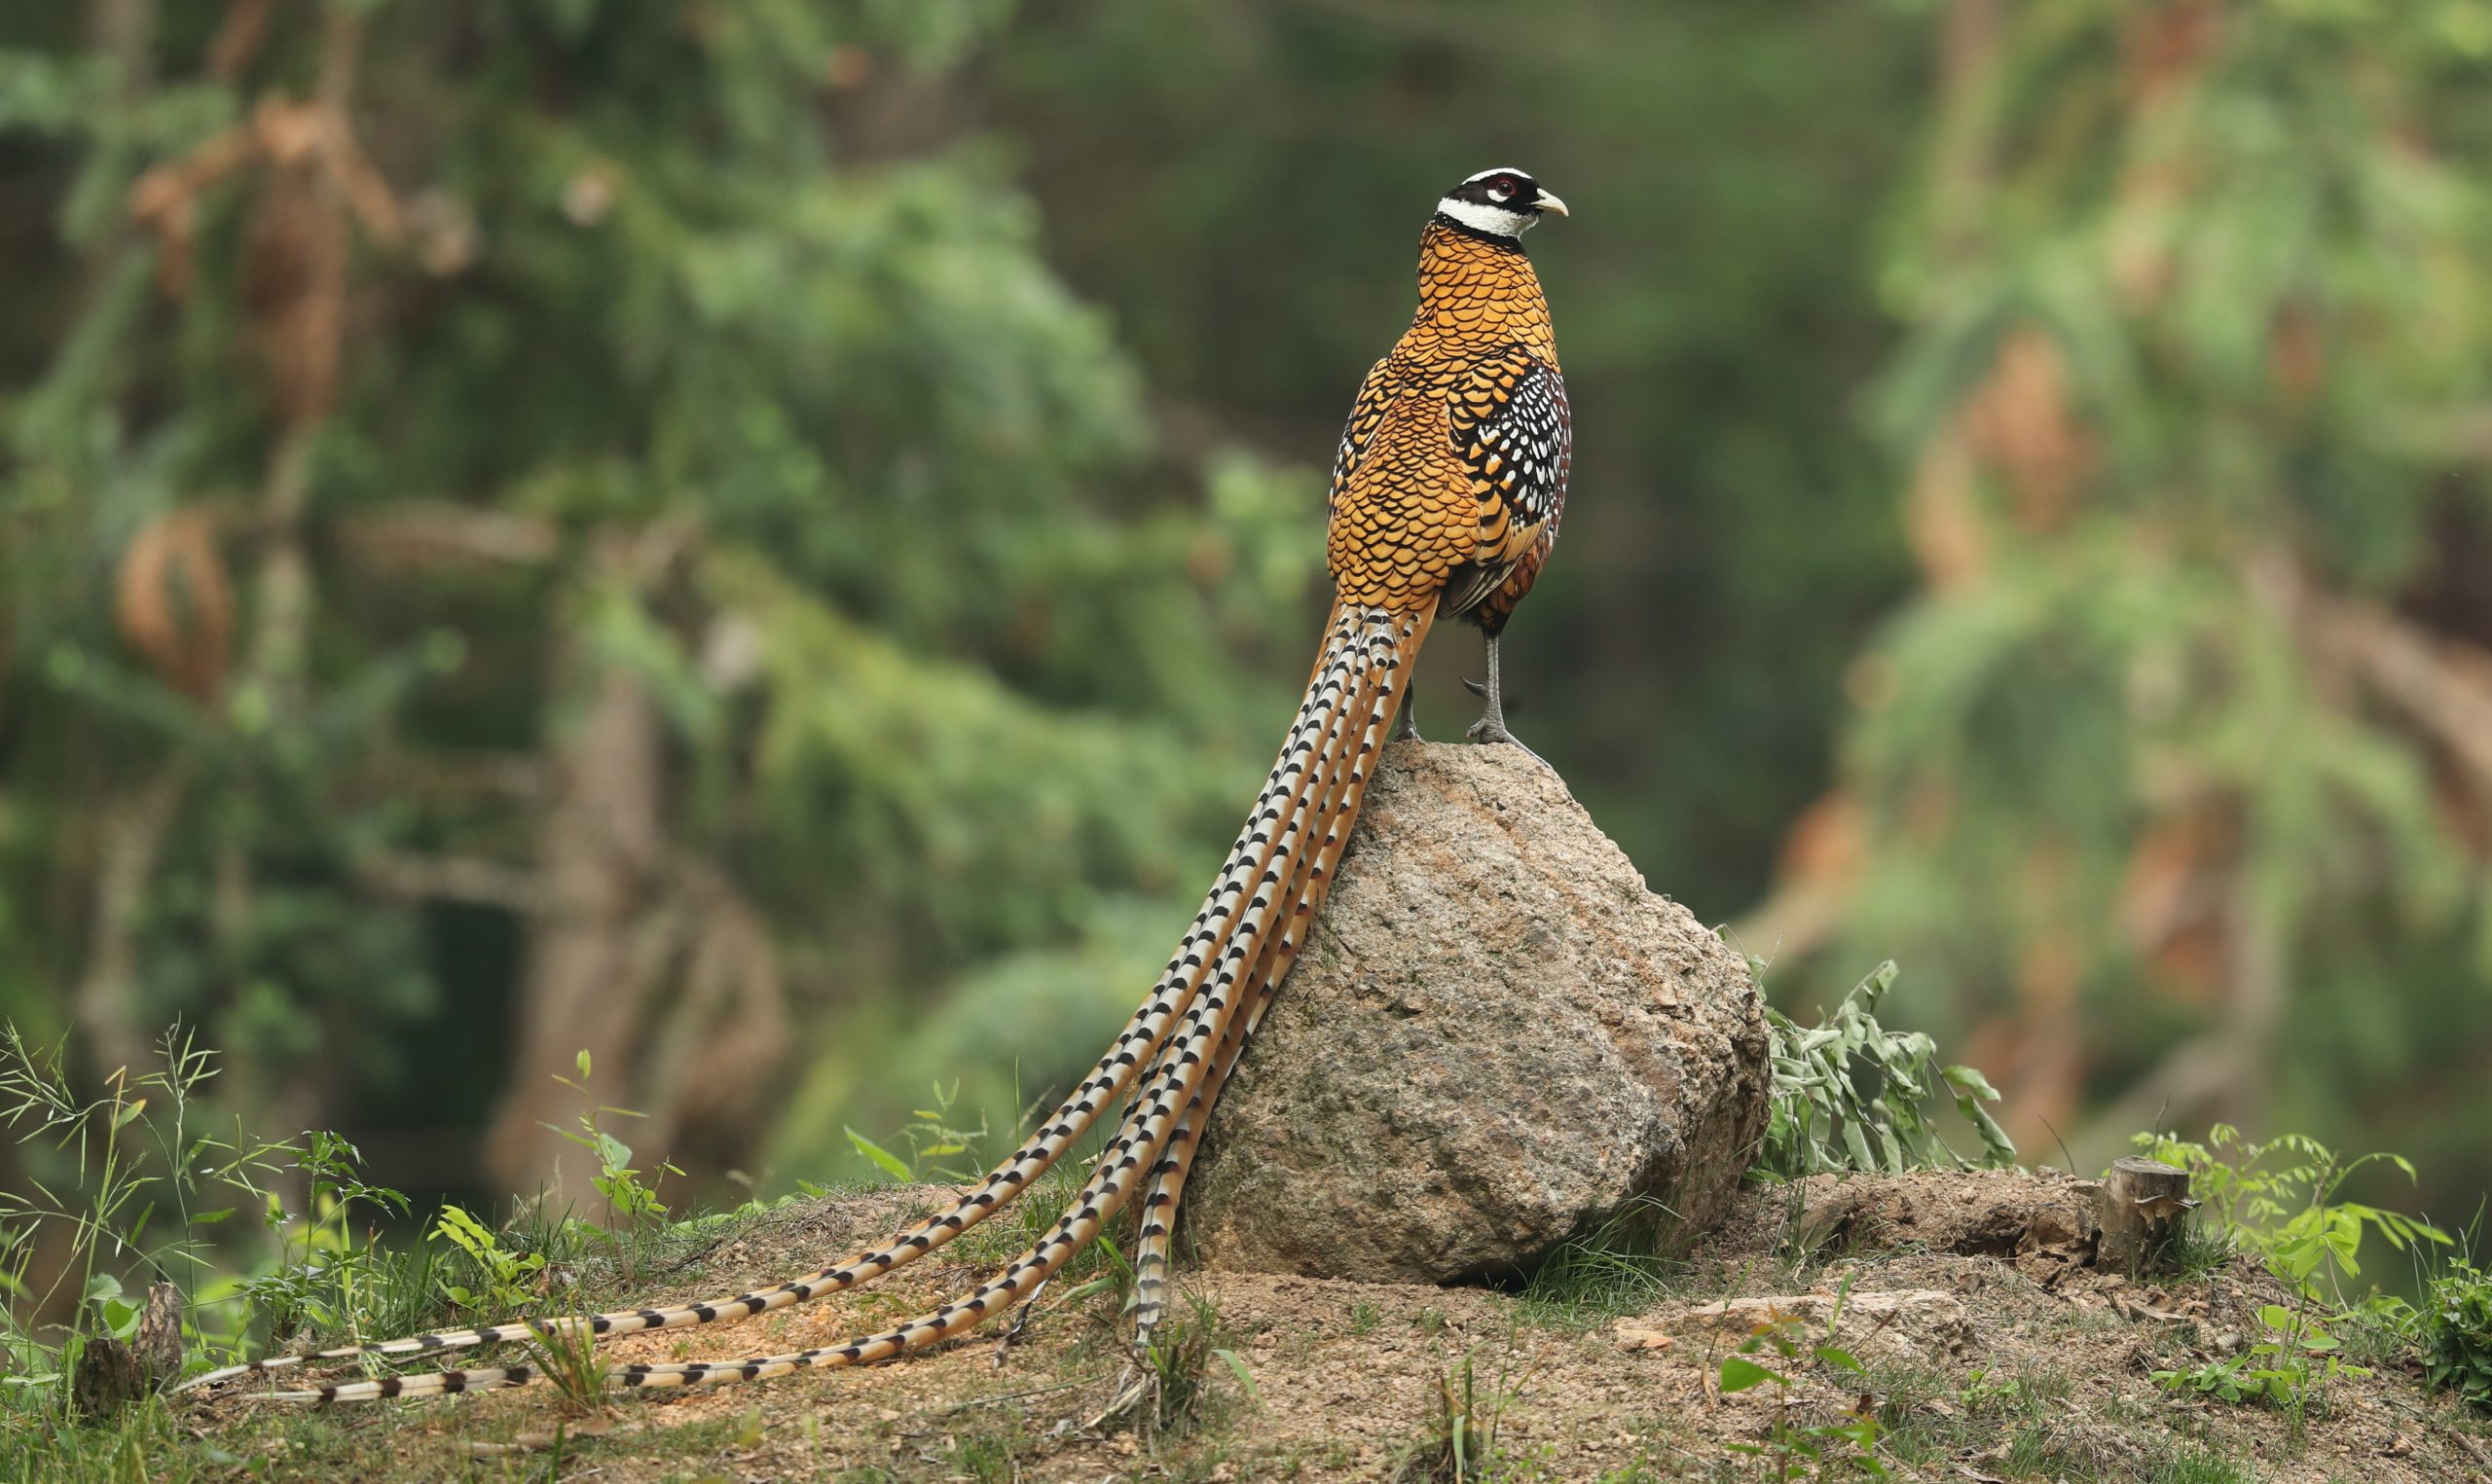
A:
845 1127 913 1181
1717 1357 1778 1393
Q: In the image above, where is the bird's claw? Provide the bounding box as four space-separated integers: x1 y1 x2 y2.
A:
1465 718 1548 768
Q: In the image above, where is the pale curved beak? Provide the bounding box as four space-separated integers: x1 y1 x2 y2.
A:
1532 192 1570 217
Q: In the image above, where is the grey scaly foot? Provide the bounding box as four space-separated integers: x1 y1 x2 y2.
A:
1391 679 1422 742
1464 706 1546 766
1463 636 1547 766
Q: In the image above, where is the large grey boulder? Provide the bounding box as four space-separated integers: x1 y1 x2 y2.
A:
1186 742 1770 1284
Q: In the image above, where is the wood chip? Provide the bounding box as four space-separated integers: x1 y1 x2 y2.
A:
2109 1292 2191 1323
463 1418 613 1456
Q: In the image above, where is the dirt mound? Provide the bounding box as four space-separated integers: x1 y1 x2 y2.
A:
179 1171 2492 1481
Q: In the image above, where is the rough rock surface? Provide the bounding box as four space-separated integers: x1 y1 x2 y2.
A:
1187 742 1770 1284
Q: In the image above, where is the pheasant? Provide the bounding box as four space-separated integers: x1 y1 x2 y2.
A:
185 165 1571 1403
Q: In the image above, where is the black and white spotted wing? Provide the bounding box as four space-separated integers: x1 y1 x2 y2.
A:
1433 350 1570 619
1461 356 1571 528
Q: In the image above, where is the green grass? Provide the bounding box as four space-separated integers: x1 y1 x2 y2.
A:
2156 1217 2244 1285
1513 1197 1692 1330
2147 1446 2258 1484
949 1156 1130 1302
1389 1354 1498 1484
949 1419 1044 1483
0 1391 583 1484
1125 1291 1254 1443
3 1131 2477 1484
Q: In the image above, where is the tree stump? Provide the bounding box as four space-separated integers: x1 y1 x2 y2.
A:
2096 1157 2194 1273
134 1280 185 1382
69 1281 184 1420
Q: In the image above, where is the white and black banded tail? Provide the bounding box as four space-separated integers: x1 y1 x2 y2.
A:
240 604 1427 1403
181 604 1397 1394
1126 675 1391 1344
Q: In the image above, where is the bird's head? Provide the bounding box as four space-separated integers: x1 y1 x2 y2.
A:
1433 167 1568 242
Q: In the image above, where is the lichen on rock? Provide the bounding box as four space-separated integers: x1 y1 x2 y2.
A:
1186 741 1770 1284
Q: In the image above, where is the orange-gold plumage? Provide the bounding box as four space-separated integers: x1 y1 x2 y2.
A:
1335 195 1573 745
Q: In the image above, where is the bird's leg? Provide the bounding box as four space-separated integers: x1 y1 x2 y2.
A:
1464 633 1543 765
990 1272 1054 1367
1391 678 1421 742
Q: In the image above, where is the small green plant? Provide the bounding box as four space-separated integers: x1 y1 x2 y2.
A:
521 1309 614 1413
541 1050 684 1285
2417 1255 2492 1410
2151 1303 2368 1427
1393 1354 1519 1483
432 1205 547 1314
1715 1278 1890 1481
1128 1292 1258 1441
845 1078 991 1185
2129 1125 2449 1304
546 1051 683 1231
1754 960 2014 1181
1956 1365 2030 1412
2145 1447 2255 1484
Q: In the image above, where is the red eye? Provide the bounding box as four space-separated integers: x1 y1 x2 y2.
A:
1492 176 1522 197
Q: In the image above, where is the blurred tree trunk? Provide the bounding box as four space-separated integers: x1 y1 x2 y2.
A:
482 539 791 1200
484 601 666 1198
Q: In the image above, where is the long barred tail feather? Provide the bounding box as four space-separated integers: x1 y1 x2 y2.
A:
180 607 1379 1396
1127 930 1280 1350
1126 635 1410 1345
271 604 1425 1404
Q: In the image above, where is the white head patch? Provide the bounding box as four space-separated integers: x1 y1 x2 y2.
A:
1436 198 1535 238
1440 167 1539 239
1463 166 1532 195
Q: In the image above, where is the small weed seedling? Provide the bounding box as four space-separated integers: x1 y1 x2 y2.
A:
542 1049 684 1285
1132 1292 1259 1442
522 1309 615 1414
1715 1278 1889 1480
432 1204 546 1314
2151 1303 2367 1428
1394 1354 1522 1483
846 1078 991 1186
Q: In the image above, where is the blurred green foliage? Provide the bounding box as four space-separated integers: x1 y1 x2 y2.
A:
1826 0 2492 1214
0 0 1318 1209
